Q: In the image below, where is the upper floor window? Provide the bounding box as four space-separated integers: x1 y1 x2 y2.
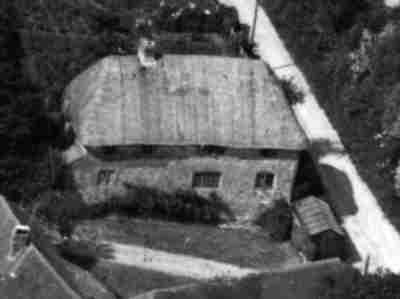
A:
192 171 221 188
255 172 275 190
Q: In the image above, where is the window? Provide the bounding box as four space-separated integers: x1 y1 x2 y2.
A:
192 172 221 188
97 169 115 185
255 172 275 190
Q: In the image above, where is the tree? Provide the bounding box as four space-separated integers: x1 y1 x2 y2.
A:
0 2 51 202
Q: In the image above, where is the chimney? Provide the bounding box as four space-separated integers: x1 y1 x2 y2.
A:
137 37 159 69
8 225 31 260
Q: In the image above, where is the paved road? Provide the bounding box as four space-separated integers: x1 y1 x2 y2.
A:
385 0 400 7
218 0 400 273
109 242 259 280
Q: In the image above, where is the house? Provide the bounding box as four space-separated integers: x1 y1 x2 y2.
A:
62 55 307 222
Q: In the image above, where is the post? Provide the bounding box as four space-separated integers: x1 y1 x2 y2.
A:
48 146 55 186
364 255 370 275
250 0 259 44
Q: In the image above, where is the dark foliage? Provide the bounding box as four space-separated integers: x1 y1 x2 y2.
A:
38 186 235 233
321 270 400 299
279 78 304 105
0 2 53 203
255 199 293 241
105 184 235 224
57 239 113 270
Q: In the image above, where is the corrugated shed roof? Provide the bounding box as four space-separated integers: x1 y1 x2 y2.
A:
63 55 307 149
293 196 344 236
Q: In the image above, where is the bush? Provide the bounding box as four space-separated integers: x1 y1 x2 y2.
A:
57 239 113 270
38 185 235 227
109 184 235 225
37 190 89 236
279 78 304 105
255 199 293 241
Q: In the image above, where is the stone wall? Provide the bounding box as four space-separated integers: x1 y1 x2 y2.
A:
71 152 299 221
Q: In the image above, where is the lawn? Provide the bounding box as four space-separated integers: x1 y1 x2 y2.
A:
91 261 194 298
74 218 301 270
73 218 301 297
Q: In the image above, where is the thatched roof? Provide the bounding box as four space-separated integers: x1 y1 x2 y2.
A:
63 55 307 149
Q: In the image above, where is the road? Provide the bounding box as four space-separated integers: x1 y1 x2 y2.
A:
218 0 400 273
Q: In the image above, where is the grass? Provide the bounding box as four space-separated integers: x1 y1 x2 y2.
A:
74 218 301 269
91 261 194 298
73 218 301 297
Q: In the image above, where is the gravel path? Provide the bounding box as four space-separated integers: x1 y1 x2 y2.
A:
109 242 259 280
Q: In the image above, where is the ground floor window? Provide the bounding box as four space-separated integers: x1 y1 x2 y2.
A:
255 172 275 190
192 171 221 188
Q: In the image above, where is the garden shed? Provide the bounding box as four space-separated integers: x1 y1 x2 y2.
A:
62 55 307 222
293 196 346 260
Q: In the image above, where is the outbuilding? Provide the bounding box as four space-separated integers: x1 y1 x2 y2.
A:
292 196 346 260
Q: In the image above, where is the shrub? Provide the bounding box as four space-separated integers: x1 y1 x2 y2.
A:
111 184 235 225
37 190 89 236
38 185 235 227
255 199 293 241
279 78 304 105
57 239 113 270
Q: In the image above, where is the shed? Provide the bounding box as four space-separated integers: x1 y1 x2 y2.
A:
293 196 346 260
293 196 343 236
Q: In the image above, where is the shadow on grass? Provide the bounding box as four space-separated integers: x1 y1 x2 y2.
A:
57 239 114 270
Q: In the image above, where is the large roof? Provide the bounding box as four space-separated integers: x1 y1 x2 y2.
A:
63 55 307 149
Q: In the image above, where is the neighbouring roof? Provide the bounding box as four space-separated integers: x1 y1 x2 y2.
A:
0 196 82 299
0 245 82 299
293 196 344 236
63 55 307 150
